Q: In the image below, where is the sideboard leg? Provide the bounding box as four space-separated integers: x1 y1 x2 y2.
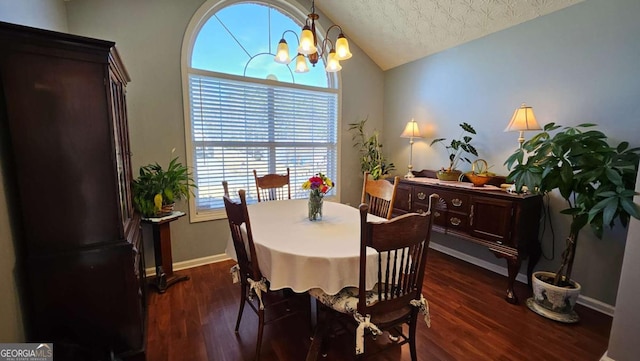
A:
505 258 521 304
527 241 542 289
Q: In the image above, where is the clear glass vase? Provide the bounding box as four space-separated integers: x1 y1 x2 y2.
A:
308 192 323 221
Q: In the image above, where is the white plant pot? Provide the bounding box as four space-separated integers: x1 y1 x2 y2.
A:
526 271 581 323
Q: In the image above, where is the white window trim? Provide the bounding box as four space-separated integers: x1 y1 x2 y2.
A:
181 0 343 222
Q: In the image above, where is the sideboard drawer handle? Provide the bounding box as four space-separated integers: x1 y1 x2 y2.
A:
434 211 441 218
452 198 463 207
450 217 461 226
417 209 425 214
417 192 426 200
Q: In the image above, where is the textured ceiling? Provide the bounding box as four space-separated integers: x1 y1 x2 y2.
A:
315 0 584 70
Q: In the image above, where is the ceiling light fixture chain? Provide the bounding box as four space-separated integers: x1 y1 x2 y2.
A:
274 0 352 73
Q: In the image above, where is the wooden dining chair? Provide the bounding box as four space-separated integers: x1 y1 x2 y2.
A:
222 181 305 361
361 172 400 219
307 195 438 361
253 168 291 202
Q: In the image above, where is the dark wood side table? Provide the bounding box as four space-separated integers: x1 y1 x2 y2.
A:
142 211 189 293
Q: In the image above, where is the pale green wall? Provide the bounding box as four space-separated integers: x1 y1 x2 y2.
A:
64 0 384 265
383 0 640 305
0 0 69 343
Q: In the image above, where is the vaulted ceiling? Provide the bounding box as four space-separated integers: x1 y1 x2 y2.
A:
315 0 584 70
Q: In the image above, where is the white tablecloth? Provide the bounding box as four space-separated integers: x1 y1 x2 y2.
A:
225 199 386 295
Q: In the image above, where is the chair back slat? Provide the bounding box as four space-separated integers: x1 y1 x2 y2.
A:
361 172 399 219
222 184 261 281
253 168 291 202
357 195 438 316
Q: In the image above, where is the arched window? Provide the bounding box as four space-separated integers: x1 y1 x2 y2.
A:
182 0 339 221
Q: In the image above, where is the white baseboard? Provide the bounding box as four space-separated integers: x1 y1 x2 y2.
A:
428 242 615 316
145 254 230 276
428 242 529 283
600 351 614 361
145 244 615 316
578 294 615 317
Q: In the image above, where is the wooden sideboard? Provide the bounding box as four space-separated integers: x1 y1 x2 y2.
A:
394 172 542 303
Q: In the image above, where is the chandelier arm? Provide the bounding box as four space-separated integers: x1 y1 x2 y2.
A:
317 38 334 60
280 29 300 44
275 29 304 65
324 24 344 38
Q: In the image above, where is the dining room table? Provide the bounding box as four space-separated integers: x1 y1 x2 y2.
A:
225 198 387 295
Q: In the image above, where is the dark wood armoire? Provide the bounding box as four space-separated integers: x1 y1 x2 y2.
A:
0 22 146 360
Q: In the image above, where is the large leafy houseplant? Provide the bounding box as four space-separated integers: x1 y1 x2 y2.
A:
348 117 395 180
132 155 197 217
505 123 640 287
430 122 478 172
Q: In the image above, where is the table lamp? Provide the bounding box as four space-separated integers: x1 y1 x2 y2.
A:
504 103 542 148
400 118 423 178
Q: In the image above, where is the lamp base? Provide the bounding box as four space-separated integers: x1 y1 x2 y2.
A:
404 171 415 178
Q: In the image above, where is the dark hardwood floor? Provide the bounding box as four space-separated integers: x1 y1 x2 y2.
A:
145 250 612 361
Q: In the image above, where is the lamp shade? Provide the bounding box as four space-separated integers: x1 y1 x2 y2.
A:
504 103 542 132
400 119 422 138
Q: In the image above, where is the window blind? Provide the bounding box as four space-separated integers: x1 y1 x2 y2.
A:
188 73 338 212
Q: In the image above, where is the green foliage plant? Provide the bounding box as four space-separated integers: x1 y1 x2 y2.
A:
132 153 197 217
504 123 640 286
348 117 395 180
430 122 478 172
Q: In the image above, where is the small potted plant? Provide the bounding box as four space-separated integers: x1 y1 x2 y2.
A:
505 122 640 322
132 151 197 217
348 117 395 180
430 122 478 180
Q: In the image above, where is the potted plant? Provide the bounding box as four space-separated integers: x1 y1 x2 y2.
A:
132 152 197 217
430 122 478 180
505 122 640 322
348 117 395 180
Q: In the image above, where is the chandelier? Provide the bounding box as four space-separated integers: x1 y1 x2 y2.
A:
274 0 352 73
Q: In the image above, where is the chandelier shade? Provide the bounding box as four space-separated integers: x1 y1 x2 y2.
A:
275 39 291 64
298 25 317 55
295 53 310 73
335 33 352 60
274 0 352 73
325 50 342 72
